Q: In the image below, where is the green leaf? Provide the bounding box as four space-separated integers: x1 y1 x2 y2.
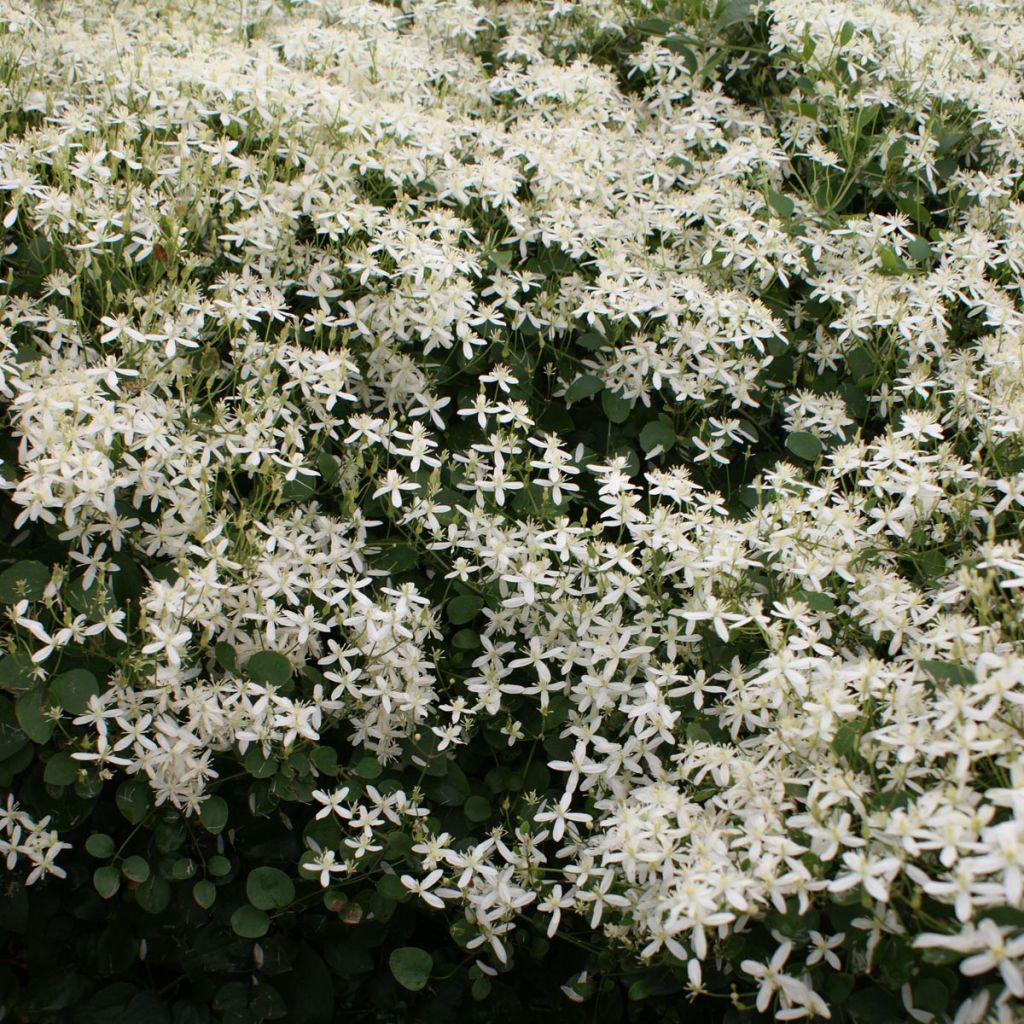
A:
281 476 316 503
247 867 295 910
246 651 292 686
122 855 150 883
51 669 99 715
796 589 835 613
662 36 697 72
824 972 855 1003
915 548 946 579
193 880 217 909
94 865 121 899
564 374 603 403
463 795 491 822
846 346 874 380
171 858 196 880
877 245 909 275
373 542 418 573
317 449 340 484
199 795 229 834
832 723 860 761
601 388 632 424
447 594 483 625
231 905 270 939
576 332 608 351
0 651 36 694
85 832 116 859
913 978 950 1016
0 697 26 760
388 947 433 992
16 687 53 744
135 875 171 914
215 642 237 672
838 20 855 45
638 420 676 456
907 236 931 263
43 752 78 786
64 577 116 620
355 756 382 780
243 745 276 779
920 660 976 686
786 431 822 461
208 855 232 877
714 0 753 28
116 779 150 824
310 746 338 774
635 16 672 34
766 189 794 219
452 628 480 650
0 561 49 603
377 873 408 902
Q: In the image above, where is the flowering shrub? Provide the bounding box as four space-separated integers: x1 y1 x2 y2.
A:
0 0 1023 1020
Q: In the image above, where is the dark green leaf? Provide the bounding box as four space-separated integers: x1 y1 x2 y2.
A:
920 660 976 686
65 577 117 620
662 37 697 72
317 450 340 484
376 873 407 902
247 867 295 910
43 751 78 786
0 697 27 759
51 669 99 715
310 746 338 774
116 779 150 824
913 978 950 1016
193 880 217 909
452 629 480 650
846 346 874 380
246 651 292 686
576 332 609 351
564 374 603 403
907 236 931 263
878 246 908 275
601 389 632 424
915 548 946 579
16 686 53 744
208 855 232 877
86 832 116 858
447 594 483 625
786 431 822 461
715 0 753 28
171 858 196 880
215 642 237 672
0 651 36 694
0 560 49 603
136 875 171 914
638 420 676 455
122 855 150 883
199 795 228 834
388 947 433 992
231 905 270 938
635 16 672 34
372 542 418 573
766 190 794 219
94 865 121 899
463 795 491 822
243 745 275 779
355 756 382 780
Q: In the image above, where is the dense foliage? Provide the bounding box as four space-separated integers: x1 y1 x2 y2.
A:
1 0 1023 1020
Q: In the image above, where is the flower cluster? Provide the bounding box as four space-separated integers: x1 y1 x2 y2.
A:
0 0 1022 1019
